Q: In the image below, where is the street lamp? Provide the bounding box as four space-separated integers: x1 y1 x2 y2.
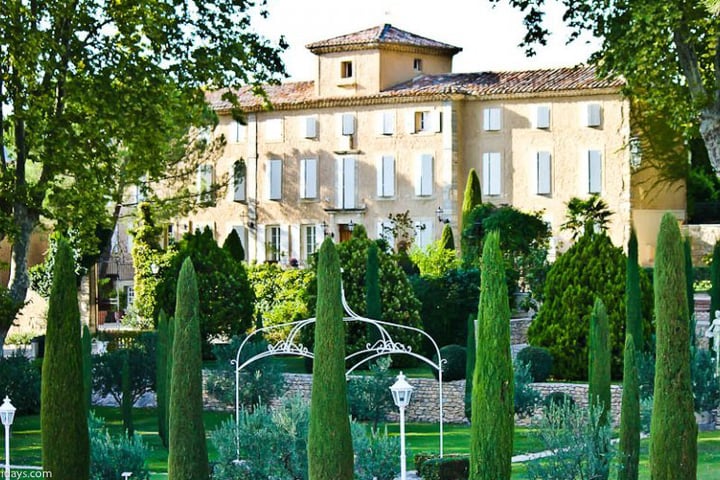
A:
150 263 160 276
436 206 449 224
0 396 16 479
390 372 414 480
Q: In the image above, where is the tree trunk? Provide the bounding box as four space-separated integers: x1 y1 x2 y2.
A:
699 109 720 175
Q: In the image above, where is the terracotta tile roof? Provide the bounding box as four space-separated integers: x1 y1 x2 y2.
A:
306 24 462 55
207 65 622 112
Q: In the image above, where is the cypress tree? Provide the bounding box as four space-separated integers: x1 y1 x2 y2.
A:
365 242 382 345
165 315 174 448
308 238 354 480
464 313 476 421
589 298 611 427
41 237 90 480
684 236 695 321
440 223 455 251
82 324 92 414
156 309 168 446
470 231 513 480
121 352 134 438
618 334 640 480
626 227 643 351
649 213 697 479
222 228 245 262
461 168 482 257
168 258 209 479
710 240 720 319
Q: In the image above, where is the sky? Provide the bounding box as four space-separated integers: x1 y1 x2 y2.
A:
250 0 601 82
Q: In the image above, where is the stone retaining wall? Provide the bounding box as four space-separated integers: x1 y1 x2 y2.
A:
510 318 532 345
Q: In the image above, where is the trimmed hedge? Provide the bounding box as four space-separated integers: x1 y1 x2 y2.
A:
432 344 467 381
417 454 469 480
544 391 576 410
516 346 553 382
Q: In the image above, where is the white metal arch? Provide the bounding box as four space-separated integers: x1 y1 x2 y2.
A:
232 284 447 458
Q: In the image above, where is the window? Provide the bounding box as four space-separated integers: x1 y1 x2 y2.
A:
265 118 283 141
416 154 433 197
413 58 423 72
300 158 318 199
125 286 135 309
588 150 602 193
302 224 318 261
482 152 502 196
483 107 502 131
377 155 395 198
266 225 281 262
341 60 353 78
196 164 214 204
233 161 246 202
304 116 317 139
268 159 282 200
536 106 551 129
410 110 441 133
379 111 395 135
585 103 602 127
230 120 246 143
341 113 355 136
536 151 552 195
337 156 357 208
414 222 432 249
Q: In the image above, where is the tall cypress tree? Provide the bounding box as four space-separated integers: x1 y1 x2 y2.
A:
464 313 476 421
168 258 209 479
618 334 640 480
650 213 697 479
82 324 92 414
365 242 382 345
589 298 611 427
626 227 643 351
41 237 90 480
156 309 168 446
710 240 720 319
461 168 482 258
684 236 695 321
121 352 134 438
440 223 455 251
222 228 245 262
470 231 513 480
308 238 354 480
165 315 174 448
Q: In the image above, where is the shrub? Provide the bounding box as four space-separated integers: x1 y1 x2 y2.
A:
516 346 553 382
347 357 395 428
351 423 400 480
514 361 542 418
92 333 156 406
638 350 655 400
691 348 720 413
640 396 653 434
0 353 41 415
417 455 469 480
409 240 461 278
544 391 576 410
89 413 149 480
432 344 467 381
529 230 653 380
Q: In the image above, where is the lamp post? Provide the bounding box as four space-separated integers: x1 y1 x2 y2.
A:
150 262 160 276
390 372 414 480
0 396 16 479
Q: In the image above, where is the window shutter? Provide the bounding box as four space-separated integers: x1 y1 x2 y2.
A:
416 154 433 196
483 152 501 195
265 118 283 141
300 158 317 199
233 162 246 202
382 111 395 135
269 159 282 200
343 157 356 208
280 225 289 261
197 164 214 203
431 111 442 132
341 114 355 135
484 108 501 131
536 106 550 129
305 117 317 139
415 222 433 249
405 111 416 134
537 151 552 195
588 150 602 193
586 104 602 127
377 155 395 197
231 120 246 142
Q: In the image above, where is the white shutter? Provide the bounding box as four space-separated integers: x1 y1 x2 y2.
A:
290 224 300 261
305 116 317 139
280 225 289 261
341 113 355 135
233 162 246 202
536 106 550 129
586 104 602 127
416 154 433 196
416 222 433 249
484 107 501 131
405 111 416 134
343 157 356 208
269 159 282 200
588 150 602 193
197 164 213 203
265 118 283 141
231 120 246 142
300 158 317 199
537 151 552 195
257 225 267 262
431 110 442 132
381 111 395 135
377 155 395 197
483 152 501 196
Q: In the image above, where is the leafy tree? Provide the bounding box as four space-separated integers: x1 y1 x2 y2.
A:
222 228 245 262
347 357 395 429
156 227 255 357
529 230 654 380
156 310 168 447
470 231 513 480
409 240 461 278
490 1 720 177
650 213 697 479
626 227 643 351
0 0 286 353
561 195 612 240
41 237 89 480
461 169 483 260
618 334 640 480
168 258 209 479
91 333 156 406
440 223 456 251
308 238 354 480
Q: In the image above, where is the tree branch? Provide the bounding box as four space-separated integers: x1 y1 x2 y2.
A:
673 27 707 104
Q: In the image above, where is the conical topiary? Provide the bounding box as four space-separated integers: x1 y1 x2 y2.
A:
470 231 513 480
156 309 168 446
308 238 354 480
223 228 245 262
41 237 90 480
589 297 611 428
464 314 476 421
461 169 482 259
168 258 209 479
649 213 697 479
626 227 643 351
618 334 640 480
440 223 455 251
165 315 174 448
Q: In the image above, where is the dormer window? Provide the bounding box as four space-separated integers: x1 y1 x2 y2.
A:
341 61 353 79
413 58 423 72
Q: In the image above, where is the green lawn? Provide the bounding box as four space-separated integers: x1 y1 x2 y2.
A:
8 408 720 479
